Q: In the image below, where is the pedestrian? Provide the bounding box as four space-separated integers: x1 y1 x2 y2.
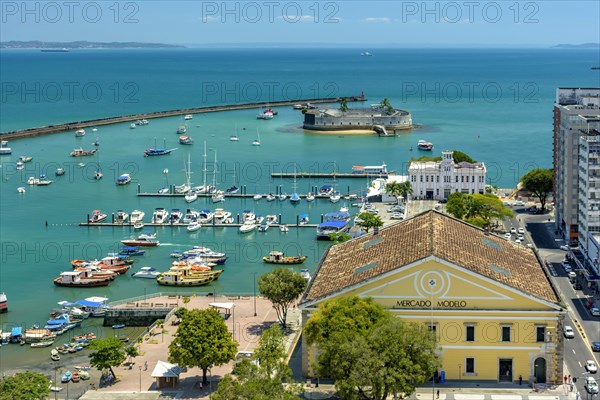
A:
519 375 522 386
144 361 148 371
436 389 440 399
564 375 568 384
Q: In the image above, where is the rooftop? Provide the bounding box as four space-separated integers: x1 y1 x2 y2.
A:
302 210 559 305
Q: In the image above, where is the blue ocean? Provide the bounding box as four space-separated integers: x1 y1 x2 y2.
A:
0 48 598 371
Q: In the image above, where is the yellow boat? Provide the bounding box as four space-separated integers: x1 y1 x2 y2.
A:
156 266 222 286
262 251 307 265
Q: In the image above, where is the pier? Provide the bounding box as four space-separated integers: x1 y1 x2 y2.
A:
270 172 390 179
79 221 318 228
134 184 366 198
0 95 367 139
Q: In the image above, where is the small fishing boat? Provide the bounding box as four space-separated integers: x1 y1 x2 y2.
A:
79 371 90 380
263 251 307 265
253 193 262 200
55 167 65 176
144 147 173 157
133 221 144 230
130 123 136 129
75 129 85 137
61 371 72 383
17 187 25 194
266 193 275 201
279 224 289 232
300 269 312 282
230 135 239 141
116 173 131 185
49 383 63 392
177 125 187 134
119 246 145 256
18 156 33 163
256 109 274 119
31 340 54 348
187 221 202 232
115 210 129 224
417 140 433 151
130 210 145 223
299 214 310 225
132 267 161 279
306 192 315 201
71 372 81 383
16 161 24 170
88 210 107 223
257 221 269 232
112 324 125 329
70 148 97 157
184 114 193 120
50 349 60 361
179 135 193 145
239 220 256 233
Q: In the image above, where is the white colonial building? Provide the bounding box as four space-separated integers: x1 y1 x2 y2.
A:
408 151 487 200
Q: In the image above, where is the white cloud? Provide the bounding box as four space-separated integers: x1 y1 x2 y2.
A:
363 17 391 23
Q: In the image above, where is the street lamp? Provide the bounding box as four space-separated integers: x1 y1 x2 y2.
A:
139 366 142 392
253 272 257 317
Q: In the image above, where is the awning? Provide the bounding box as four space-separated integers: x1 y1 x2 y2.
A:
11 327 22 337
151 360 184 378
209 302 235 310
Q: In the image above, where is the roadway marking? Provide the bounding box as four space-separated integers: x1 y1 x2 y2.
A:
491 395 522 400
529 397 562 400
455 395 485 400
578 361 582 367
573 349 577 355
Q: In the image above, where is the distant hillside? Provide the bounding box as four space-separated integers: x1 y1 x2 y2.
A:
551 43 599 49
1 41 185 49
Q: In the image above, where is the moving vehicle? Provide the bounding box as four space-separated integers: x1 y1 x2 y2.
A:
563 325 575 339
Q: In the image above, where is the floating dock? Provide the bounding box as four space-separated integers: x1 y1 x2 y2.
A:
270 172 390 179
79 222 318 228
1 95 367 139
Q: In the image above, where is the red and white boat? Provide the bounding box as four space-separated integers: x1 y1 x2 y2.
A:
75 129 86 137
0 292 7 313
70 148 97 157
256 109 274 120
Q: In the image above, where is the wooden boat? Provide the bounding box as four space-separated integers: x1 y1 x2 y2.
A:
156 268 217 286
50 350 61 361
263 251 307 265
71 372 81 382
31 340 54 348
61 371 72 383
169 265 223 280
79 371 90 380
70 148 96 157
53 271 111 287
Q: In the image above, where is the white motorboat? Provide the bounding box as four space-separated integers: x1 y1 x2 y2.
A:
230 135 239 141
197 209 214 224
0 140 12 155
130 123 136 129
27 177 40 185
183 209 200 224
266 215 278 225
185 191 198 203
299 214 310 225
115 210 129 224
300 269 312 282
266 194 275 201
133 221 144 230
152 208 169 224
278 194 287 201
256 109 274 119
116 173 131 185
252 129 261 146
239 220 256 233
75 129 85 137
169 209 183 224
16 161 24 170
330 191 341 203
306 192 315 201
242 210 256 223
184 114 193 120
214 208 233 224
253 194 262 200
186 220 201 232
132 267 161 279
130 210 145 223
212 190 225 203
17 187 25 194
279 224 289 232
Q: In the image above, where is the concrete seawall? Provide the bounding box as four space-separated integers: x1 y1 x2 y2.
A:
1 96 367 139
104 307 173 326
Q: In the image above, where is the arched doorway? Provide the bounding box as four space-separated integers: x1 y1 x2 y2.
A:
534 357 546 384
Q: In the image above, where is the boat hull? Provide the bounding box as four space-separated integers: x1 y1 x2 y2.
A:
263 256 307 264
120 240 159 247
53 278 110 287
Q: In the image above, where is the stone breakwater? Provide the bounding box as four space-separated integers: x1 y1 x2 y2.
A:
0 96 367 139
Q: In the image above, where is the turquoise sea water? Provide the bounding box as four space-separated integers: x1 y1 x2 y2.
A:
0 48 598 371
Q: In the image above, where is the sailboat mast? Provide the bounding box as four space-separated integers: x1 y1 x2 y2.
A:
202 141 207 188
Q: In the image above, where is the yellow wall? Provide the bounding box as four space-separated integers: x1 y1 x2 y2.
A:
302 258 563 383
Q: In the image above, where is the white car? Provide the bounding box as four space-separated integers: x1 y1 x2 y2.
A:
560 245 570 251
517 234 524 241
586 359 598 373
503 201 512 206
513 200 525 206
510 227 516 234
591 307 600 317
504 232 512 239
518 227 525 234
563 325 575 339
586 377 599 394
515 239 522 244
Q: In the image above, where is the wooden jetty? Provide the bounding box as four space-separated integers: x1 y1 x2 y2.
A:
1 95 367 139
79 222 318 228
271 172 391 179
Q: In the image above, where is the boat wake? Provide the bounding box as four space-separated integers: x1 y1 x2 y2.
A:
157 243 186 247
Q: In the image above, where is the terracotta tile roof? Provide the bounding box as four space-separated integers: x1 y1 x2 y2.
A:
303 210 559 305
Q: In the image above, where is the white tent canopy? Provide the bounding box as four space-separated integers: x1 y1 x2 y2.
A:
209 302 235 310
151 360 184 378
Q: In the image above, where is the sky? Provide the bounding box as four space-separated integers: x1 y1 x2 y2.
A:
1 1 599 47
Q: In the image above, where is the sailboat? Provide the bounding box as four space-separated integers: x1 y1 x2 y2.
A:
159 168 170 194
330 162 341 203
192 141 211 194
94 153 103 180
174 159 191 194
211 150 225 203
226 163 239 194
230 124 240 141
144 138 174 157
290 165 300 203
183 155 197 203
252 129 261 146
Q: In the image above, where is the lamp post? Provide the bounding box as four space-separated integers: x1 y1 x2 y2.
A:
458 364 461 380
139 365 142 392
253 272 257 317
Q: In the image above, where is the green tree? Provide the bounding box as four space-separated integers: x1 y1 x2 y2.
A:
211 324 302 400
0 371 50 400
446 193 513 228
356 212 384 233
451 150 476 163
399 181 413 202
339 98 348 112
88 337 127 380
259 268 307 328
379 98 394 114
125 345 139 365
445 192 467 219
174 307 188 319
329 231 352 244
169 308 238 385
306 297 438 400
521 168 553 211
385 181 403 204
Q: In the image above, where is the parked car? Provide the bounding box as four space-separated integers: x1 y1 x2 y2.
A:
591 341 600 352
586 360 598 373
560 245 570 251
517 234 524 241
585 377 599 394
503 201 512 206
513 200 525 206
510 227 516 234
591 307 600 317
563 325 575 339
390 213 404 220
562 261 572 273
504 232 512 239
518 227 525 234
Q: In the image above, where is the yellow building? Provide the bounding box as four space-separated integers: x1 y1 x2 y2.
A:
300 210 565 384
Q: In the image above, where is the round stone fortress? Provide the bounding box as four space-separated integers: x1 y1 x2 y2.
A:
303 106 413 132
